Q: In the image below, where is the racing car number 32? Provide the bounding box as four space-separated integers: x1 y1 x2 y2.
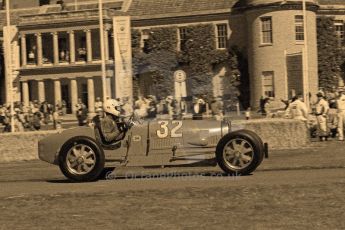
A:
156 121 183 138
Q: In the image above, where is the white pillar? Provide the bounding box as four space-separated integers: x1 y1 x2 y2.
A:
86 29 93 62
54 79 61 106
52 32 59 65
87 77 95 114
106 77 112 99
38 80 45 103
22 81 29 106
69 30 76 63
70 78 78 113
104 29 109 61
36 32 43 66
20 33 27 67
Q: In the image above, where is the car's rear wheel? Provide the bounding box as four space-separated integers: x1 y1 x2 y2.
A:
59 137 105 182
216 130 264 175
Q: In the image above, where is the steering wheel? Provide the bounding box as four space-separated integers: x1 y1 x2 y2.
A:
126 113 143 128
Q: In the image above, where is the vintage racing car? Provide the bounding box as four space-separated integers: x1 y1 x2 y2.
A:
38 116 268 182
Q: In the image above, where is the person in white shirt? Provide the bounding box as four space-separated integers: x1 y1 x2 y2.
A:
337 89 345 141
315 92 330 141
285 94 309 121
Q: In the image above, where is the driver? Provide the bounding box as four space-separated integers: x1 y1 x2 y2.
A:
101 99 128 143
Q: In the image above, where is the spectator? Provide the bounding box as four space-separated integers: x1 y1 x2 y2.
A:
147 95 157 119
285 94 308 121
76 99 88 126
166 96 175 120
193 96 206 120
53 107 62 130
327 102 338 138
337 88 345 141
156 97 167 115
40 101 51 124
315 92 329 141
245 107 251 120
134 96 148 118
32 112 41 131
210 97 223 121
61 100 67 115
95 97 103 116
258 96 268 116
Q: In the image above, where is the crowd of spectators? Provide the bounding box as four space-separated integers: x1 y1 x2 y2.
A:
0 100 65 133
257 86 345 141
9 89 345 136
128 95 225 121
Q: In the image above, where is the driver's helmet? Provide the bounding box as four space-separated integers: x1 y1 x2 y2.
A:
103 99 121 117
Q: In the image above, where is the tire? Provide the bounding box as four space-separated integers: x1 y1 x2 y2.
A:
216 130 264 176
240 129 266 165
58 136 105 182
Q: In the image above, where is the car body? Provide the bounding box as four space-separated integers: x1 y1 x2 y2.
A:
38 118 268 182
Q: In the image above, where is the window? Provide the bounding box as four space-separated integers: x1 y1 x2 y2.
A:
216 24 228 49
141 29 150 53
295 15 304 41
335 21 344 46
262 71 275 98
178 27 188 51
39 0 50 6
261 17 273 44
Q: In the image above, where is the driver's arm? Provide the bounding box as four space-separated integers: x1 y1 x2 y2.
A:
101 118 125 142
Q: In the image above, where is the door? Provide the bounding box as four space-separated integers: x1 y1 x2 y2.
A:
61 84 70 113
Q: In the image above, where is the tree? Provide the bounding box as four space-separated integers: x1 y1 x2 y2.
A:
317 16 343 90
0 42 4 104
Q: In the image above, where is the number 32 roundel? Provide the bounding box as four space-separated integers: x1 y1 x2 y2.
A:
156 121 183 138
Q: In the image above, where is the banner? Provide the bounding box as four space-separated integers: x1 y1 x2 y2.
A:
3 25 20 103
113 16 132 101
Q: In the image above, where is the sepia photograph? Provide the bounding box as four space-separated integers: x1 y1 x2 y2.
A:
0 0 344 229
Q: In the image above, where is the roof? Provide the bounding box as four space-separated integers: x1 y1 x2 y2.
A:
0 0 345 28
319 0 345 5
127 0 236 19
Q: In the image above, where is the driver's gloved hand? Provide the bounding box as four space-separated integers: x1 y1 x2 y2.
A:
126 120 134 129
119 123 129 132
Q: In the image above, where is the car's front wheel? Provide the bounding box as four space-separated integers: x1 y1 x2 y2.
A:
59 137 105 182
216 130 264 176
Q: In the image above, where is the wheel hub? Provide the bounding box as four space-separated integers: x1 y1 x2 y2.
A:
234 151 241 158
77 156 84 164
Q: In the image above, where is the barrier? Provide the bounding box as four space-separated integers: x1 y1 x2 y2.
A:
0 131 59 163
231 118 310 149
0 119 309 163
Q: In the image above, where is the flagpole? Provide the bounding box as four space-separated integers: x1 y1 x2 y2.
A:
302 0 310 108
99 0 107 102
5 0 14 133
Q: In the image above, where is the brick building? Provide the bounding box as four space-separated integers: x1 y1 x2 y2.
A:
0 0 345 111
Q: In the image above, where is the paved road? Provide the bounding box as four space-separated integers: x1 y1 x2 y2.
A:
0 141 344 229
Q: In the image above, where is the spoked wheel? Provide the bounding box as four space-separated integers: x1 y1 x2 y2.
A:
216 130 264 175
59 137 105 182
66 144 97 176
222 138 254 170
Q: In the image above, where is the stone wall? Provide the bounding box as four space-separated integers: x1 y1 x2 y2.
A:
0 119 310 162
232 119 310 149
0 131 59 163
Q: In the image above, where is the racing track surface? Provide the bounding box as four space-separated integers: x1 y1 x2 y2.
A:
0 141 345 229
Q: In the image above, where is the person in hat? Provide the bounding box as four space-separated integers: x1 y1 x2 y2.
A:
95 97 103 116
100 99 129 143
336 88 345 141
315 91 329 141
285 94 308 121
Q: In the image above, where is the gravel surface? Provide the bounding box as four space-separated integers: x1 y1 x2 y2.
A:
0 140 345 230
